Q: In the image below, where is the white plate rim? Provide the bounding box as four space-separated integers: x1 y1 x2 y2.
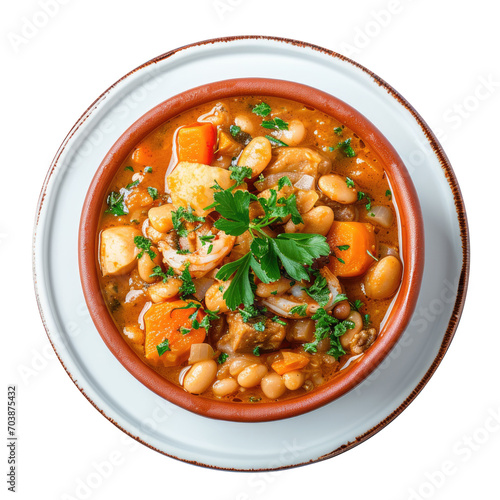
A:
32 35 470 471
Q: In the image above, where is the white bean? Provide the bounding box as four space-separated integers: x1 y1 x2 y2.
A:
183 360 217 394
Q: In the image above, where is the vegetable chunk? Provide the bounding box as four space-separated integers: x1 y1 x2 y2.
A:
167 162 235 216
144 300 207 366
100 226 141 276
327 221 376 277
177 122 216 164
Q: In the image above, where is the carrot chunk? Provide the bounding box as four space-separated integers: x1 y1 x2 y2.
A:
272 352 310 375
177 122 216 164
327 221 377 278
144 300 206 366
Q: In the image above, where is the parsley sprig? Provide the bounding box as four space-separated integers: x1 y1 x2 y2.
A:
171 206 205 237
208 181 330 310
105 191 128 216
134 236 156 261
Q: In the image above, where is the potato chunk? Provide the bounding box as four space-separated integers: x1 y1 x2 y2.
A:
167 162 235 216
100 226 141 276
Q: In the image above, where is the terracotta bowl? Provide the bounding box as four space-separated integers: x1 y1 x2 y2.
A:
79 78 424 422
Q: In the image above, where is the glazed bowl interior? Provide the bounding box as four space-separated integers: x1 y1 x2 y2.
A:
78 78 424 422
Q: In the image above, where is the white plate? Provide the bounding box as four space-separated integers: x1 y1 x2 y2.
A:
33 36 468 471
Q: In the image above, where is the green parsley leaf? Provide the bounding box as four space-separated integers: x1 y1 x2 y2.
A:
207 244 213 254
351 299 364 311
229 165 253 186
105 191 128 216
304 307 348 359
337 257 345 264
134 236 156 260
144 166 153 173
176 249 191 255
265 135 289 147
199 234 215 246
212 189 251 236
337 245 350 251
261 118 289 131
216 252 254 309
253 346 261 356
304 274 330 307
329 138 356 157
149 265 174 282
147 187 159 200
126 180 140 190
272 316 287 326
290 305 308 316
217 352 229 364
124 166 134 172
332 293 349 306
179 262 196 298
385 189 392 198
345 177 355 189
277 175 292 190
180 327 191 335
156 339 170 356
363 314 371 328
229 124 241 137
252 102 272 117
171 206 205 237
334 127 343 135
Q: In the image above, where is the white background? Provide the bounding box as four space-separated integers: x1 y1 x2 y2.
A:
2 0 499 499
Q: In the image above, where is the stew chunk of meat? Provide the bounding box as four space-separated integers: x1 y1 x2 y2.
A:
217 313 286 354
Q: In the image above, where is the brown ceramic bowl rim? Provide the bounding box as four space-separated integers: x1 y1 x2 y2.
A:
78 77 424 422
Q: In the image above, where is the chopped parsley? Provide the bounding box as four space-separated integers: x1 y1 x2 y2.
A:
303 274 330 307
147 187 159 200
363 314 371 328
229 124 241 137
334 127 343 135
217 352 229 364
272 316 287 326
345 177 355 189
176 249 191 255
124 166 134 172
290 305 308 317
253 346 261 356
149 265 175 282
386 189 392 199
199 234 215 246
207 244 213 254
105 191 128 216
134 236 156 260
144 166 153 173
171 206 205 237
337 257 345 264
229 165 253 186
126 180 139 190
261 118 289 131
351 299 364 312
156 339 170 356
179 262 196 298
252 102 272 117
337 245 350 251
265 135 289 147
329 138 356 157
277 176 292 190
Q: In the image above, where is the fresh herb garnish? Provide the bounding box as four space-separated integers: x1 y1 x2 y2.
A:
144 166 153 173
337 257 345 264
253 346 261 356
329 138 356 157
277 176 292 190
149 265 175 282
229 165 253 186
337 245 350 251
334 127 343 135
156 339 170 356
290 304 308 317
171 206 205 237
332 293 349 306
272 316 287 326
252 102 272 117
126 180 140 190
345 177 355 189
217 352 229 364
207 244 213 254
176 249 191 255
265 135 289 147
304 308 353 359
363 314 371 328
124 166 134 172
303 274 330 307
179 262 196 298
147 187 159 200
351 299 364 311
229 125 241 137
199 234 215 246
134 236 156 260
385 189 392 199
105 191 128 216
261 118 289 131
